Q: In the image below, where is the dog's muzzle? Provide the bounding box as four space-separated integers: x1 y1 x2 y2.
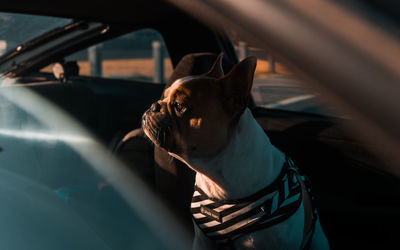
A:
142 102 172 149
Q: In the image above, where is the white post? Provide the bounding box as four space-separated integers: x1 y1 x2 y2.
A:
238 41 248 61
153 41 164 83
88 45 102 77
268 54 276 73
0 40 7 56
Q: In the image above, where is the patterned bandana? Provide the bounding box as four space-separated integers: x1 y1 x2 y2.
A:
191 157 307 247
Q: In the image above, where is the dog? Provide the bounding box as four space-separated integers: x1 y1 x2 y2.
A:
142 54 329 249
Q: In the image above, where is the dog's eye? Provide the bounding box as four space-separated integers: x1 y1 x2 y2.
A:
174 102 187 114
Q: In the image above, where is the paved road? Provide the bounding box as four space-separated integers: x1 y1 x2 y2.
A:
252 75 338 116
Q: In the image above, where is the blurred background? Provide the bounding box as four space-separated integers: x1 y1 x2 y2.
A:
35 28 336 118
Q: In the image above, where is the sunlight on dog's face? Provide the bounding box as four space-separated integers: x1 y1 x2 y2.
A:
142 55 257 160
142 76 232 158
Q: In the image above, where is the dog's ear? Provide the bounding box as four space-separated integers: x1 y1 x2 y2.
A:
203 53 224 78
218 56 257 116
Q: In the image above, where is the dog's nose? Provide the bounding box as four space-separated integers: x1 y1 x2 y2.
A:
150 102 161 112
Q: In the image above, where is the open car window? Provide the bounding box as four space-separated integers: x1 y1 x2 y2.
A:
230 38 342 117
41 29 173 83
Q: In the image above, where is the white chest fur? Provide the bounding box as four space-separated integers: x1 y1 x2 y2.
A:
188 108 286 201
170 108 329 249
183 108 309 249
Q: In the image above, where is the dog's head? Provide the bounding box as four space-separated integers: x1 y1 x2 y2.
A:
142 54 257 159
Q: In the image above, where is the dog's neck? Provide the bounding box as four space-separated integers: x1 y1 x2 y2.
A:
172 108 285 201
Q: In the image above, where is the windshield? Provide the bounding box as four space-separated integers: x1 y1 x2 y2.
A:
0 12 72 56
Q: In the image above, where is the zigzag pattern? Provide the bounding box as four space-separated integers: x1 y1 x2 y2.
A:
191 157 304 245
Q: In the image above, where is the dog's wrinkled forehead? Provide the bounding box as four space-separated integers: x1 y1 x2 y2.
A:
163 75 213 100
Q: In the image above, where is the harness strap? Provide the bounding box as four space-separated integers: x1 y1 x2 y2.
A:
191 157 318 249
289 158 317 250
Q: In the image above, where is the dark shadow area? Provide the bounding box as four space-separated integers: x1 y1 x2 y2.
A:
253 107 400 249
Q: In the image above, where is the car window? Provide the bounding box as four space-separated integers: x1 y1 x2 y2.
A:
231 38 340 117
0 12 72 56
42 29 173 83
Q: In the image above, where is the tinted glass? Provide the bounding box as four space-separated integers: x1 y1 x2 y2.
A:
47 29 173 83
231 38 340 117
0 78 188 249
0 12 72 56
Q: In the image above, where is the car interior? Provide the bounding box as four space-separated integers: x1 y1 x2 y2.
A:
0 2 399 249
